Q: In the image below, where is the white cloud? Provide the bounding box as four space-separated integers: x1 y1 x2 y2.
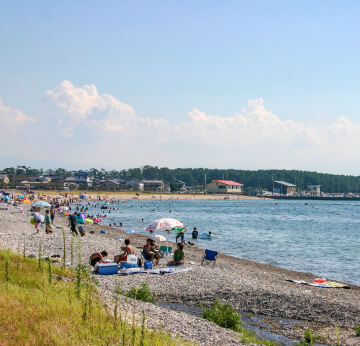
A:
0 99 35 141
3 81 360 174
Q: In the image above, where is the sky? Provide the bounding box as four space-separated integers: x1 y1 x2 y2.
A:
1 1 360 175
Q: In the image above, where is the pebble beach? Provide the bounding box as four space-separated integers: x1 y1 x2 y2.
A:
1 202 360 345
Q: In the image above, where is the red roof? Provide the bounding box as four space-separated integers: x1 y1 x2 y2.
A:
211 180 243 186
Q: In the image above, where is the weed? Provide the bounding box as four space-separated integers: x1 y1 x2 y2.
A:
354 324 360 336
61 227 66 268
22 229 26 257
201 299 243 332
4 249 9 287
47 259 52 285
38 240 42 272
304 329 313 345
335 325 340 345
125 283 156 303
0 249 182 345
202 300 278 345
70 233 74 266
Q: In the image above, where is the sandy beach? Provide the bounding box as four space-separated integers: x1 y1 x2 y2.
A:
1 202 360 345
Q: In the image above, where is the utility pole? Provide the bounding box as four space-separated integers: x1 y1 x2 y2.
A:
204 173 207 194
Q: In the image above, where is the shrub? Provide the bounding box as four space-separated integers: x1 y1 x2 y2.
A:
354 325 360 336
201 299 243 332
126 283 156 303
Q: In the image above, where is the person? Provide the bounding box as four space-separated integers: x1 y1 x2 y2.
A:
89 251 108 267
168 243 185 266
114 238 135 263
192 227 198 239
44 210 52 234
50 205 55 226
175 226 187 243
69 211 78 236
143 238 160 266
33 209 44 233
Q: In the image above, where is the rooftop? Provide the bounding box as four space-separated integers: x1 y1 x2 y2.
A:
211 180 243 186
274 181 296 187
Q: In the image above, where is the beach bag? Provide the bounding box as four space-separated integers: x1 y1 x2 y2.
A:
30 218 36 225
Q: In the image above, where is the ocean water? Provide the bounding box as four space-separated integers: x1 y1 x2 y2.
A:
79 198 360 285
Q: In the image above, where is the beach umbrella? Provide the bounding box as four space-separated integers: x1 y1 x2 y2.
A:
152 234 166 242
145 218 183 232
85 218 94 223
33 201 51 208
22 200 31 204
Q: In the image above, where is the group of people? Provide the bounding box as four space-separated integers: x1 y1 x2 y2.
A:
32 205 56 234
89 238 185 268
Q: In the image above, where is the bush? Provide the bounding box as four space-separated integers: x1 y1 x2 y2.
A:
201 300 243 332
126 283 156 303
354 325 360 336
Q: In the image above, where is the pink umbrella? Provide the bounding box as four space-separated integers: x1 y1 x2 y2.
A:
145 218 183 232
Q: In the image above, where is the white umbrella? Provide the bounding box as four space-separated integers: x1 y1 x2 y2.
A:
33 201 51 208
145 218 183 232
152 234 166 242
152 234 169 257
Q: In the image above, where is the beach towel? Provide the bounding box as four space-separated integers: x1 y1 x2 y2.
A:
285 279 350 289
148 267 193 275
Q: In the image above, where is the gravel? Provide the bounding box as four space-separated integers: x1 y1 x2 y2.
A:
1 205 360 345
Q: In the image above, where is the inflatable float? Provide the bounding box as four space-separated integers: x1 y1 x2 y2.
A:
197 233 215 239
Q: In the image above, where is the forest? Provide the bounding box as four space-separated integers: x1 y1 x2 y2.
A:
1 165 360 193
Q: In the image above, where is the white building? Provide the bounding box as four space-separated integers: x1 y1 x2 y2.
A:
206 180 243 194
308 185 321 197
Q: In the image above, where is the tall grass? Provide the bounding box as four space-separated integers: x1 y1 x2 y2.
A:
0 249 185 345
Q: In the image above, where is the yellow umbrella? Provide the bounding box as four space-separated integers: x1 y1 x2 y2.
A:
85 218 94 223
22 200 31 204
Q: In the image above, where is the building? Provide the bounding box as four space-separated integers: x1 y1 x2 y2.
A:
74 171 93 188
206 180 244 194
272 181 296 195
0 174 10 185
142 180 165 192
307 185 321 197
126 179 144 191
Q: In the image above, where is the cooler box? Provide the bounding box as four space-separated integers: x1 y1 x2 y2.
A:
144 261 153 270
120 262 138 269
97 263 119 275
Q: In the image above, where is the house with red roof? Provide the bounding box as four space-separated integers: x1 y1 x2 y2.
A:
206 180 244 194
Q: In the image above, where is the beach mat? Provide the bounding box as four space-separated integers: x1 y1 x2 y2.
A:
148 267 193 275
286 279 350 289
118 268 145 275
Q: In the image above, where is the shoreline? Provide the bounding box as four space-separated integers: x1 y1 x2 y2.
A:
1 205 360 345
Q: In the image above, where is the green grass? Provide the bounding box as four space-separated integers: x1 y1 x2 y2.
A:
201 300 279 346
0 249 187 345
354 324 360 336
125 283 157 303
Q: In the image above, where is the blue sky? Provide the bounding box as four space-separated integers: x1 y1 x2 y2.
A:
1 1 360 174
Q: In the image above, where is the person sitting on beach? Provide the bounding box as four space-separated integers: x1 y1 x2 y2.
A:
89 251 108 267
114 239 135 263
143 239 160 266
168 243 185 266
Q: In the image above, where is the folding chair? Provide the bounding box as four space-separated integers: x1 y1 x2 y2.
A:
159 246 172 258
201 249 218 267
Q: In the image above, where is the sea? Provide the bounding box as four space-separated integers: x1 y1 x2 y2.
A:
77 197 360 286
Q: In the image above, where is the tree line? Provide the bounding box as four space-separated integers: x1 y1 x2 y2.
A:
1 165 360 193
